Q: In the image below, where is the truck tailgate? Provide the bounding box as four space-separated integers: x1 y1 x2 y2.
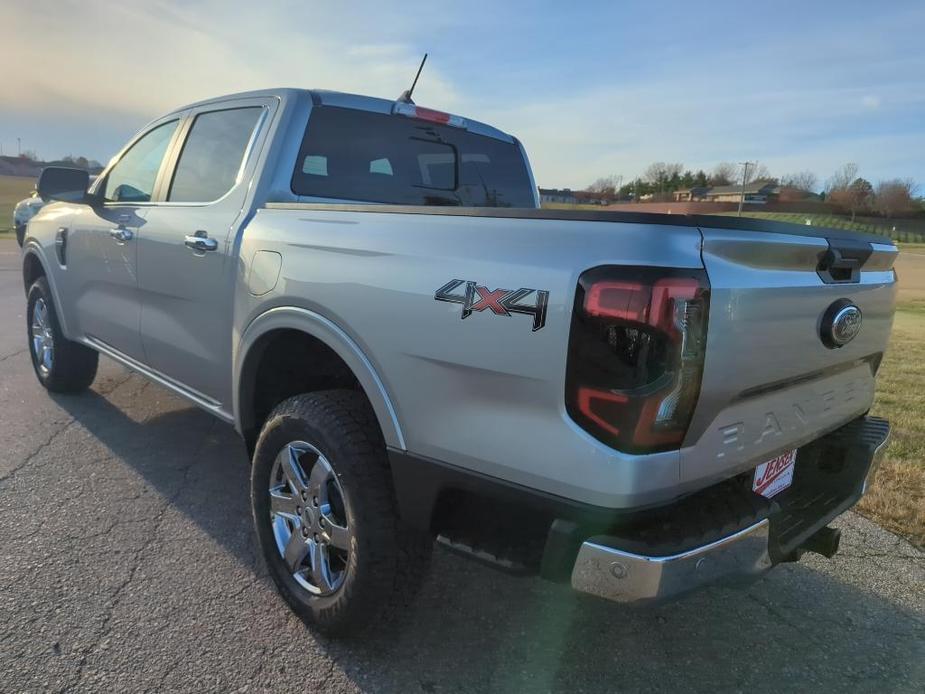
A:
680 227 897 486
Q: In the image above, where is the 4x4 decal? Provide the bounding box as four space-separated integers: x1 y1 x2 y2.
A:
434 279 549 332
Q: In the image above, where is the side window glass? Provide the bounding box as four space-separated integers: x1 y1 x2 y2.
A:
168 107 263 202
102 120 179 203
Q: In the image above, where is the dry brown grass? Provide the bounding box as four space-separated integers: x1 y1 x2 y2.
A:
858 249 925 546
894 244 925 301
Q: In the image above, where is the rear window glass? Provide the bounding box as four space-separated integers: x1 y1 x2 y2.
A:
290 106 535 207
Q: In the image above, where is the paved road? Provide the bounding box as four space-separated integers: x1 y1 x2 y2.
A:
0 238 922 693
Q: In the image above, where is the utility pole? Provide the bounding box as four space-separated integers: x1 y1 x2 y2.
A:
17 137 21 157
737 161 753 217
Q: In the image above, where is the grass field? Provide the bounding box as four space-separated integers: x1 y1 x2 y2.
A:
714 211 925 244
0 175 36 233
542 203 925 244
860 249 925 546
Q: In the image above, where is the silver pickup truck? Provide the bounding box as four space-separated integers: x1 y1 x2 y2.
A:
22 88 895 635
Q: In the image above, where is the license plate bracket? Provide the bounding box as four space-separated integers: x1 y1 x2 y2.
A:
752 449 797 499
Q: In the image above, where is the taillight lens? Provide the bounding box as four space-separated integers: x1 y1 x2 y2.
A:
566 266 710 454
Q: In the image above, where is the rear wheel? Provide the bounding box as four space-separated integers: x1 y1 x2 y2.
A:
27 277 98 393
251 390 432 635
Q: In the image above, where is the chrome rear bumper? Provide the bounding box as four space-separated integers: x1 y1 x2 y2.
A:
571 416 891 604
571 520 772 604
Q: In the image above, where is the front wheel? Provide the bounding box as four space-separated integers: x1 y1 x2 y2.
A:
251 390 432 635
27 277 98 393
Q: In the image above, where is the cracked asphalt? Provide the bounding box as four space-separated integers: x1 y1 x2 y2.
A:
0 238 923 693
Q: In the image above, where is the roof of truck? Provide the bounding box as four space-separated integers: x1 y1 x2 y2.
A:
168 88 517 143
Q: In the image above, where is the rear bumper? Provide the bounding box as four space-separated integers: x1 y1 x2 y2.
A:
572 519 771 603
570 415 891 604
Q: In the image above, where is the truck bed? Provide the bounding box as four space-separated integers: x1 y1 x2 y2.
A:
246 203 896 509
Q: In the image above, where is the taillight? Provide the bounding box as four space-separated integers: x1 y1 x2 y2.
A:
392 102 468 128
566 266 710 454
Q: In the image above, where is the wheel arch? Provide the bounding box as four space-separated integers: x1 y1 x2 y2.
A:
234 306 405 454
22 248 47 294
21 247 74 338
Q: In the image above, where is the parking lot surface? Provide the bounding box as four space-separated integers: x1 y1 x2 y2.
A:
1 238 923 692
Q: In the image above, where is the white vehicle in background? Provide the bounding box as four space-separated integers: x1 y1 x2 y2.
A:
15 176 96 246
14 190 42 247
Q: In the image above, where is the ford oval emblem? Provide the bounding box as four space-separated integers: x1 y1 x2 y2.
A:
821 300 862 348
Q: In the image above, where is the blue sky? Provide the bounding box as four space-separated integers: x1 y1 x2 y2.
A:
3 0 924 189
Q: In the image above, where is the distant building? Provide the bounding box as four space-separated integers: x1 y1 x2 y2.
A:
538 188 579 205
673 186 711 202
672 180 780 204
538 188 616 205
702 180 779 204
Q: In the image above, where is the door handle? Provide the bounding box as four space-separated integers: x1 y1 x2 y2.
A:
109 228 134 242
185 232 218 253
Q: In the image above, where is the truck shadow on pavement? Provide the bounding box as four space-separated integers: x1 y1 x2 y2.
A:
53 380 924 693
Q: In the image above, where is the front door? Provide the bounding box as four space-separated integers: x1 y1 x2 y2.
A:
62 119 180 360
137 101 270 407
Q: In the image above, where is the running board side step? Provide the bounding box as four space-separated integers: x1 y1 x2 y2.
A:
436 535 534 576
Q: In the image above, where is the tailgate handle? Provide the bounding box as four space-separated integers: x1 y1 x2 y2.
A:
817 247 862 284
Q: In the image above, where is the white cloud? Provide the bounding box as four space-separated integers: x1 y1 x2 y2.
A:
2 0 462 151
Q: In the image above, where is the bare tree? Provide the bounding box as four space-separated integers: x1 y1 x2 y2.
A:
826 163 859 194
781 171 818 192
743 163 772 184
586 174 623 198
875 179 919 219
830 177 873 221
709 162 738 186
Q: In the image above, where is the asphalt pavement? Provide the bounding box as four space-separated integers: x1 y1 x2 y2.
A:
0 237 922 693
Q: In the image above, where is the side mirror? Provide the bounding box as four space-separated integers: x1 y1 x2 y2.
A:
36 167 90 203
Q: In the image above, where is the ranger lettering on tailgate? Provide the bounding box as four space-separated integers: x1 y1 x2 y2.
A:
716 374 869 459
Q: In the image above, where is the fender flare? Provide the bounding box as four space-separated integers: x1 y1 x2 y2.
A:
21 245 75 338
233 306 405 450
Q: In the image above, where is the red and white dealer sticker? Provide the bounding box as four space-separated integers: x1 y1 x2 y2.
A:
752 449 797 498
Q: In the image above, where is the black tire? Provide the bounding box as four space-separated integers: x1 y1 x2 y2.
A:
26 277 98 393
15 224 26 247
251 390 432 636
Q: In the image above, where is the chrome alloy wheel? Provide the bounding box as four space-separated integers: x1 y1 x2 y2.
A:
269 441 351 595
31 297 54 377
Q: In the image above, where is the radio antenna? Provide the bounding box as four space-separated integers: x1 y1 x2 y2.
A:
397 53 428 104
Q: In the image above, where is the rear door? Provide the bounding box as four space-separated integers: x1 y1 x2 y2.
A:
63 118 181 360
137 98 273 407
681 227 898 485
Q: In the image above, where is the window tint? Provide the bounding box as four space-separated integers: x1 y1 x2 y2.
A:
168 107 262 202
102 120 178 203
291 106 535 207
